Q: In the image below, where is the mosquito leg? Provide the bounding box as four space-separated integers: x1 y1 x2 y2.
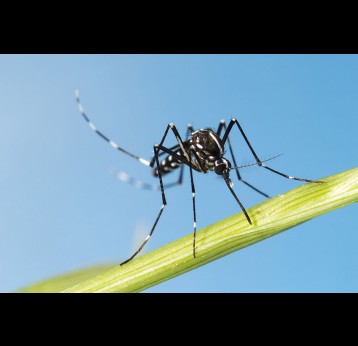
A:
149 122 192 168
120 124 200 264
120 145 167 265
187 149 198 258
221 119 324 183
113 143 184 191
75 90 150 167
161 124 195 188
114 142 184 191
224 177 252 224
218 120 270 197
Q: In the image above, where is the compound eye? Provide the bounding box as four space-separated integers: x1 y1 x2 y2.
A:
214 158 231 175
214 159 226 175
214 165 224 175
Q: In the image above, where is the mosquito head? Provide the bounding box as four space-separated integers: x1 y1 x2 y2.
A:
214 158 231 177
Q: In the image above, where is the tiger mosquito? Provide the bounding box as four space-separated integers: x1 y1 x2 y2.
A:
75 90 323 265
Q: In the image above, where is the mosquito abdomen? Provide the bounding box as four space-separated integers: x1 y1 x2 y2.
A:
153 151 183 176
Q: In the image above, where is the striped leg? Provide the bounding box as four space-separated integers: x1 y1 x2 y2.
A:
188 149 198 258
120 145 167 265
75 89 150 167
120 124 197 264
217 120 270 197
114 125 194 191
149 122 191 167
221 119 324 183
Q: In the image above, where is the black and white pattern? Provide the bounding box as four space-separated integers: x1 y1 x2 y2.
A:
75 90 323 265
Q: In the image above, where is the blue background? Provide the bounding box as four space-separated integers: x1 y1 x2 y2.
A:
0 54 357 292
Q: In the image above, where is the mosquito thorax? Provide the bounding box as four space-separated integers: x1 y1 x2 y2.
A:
187 129 225 172
189 129 223 156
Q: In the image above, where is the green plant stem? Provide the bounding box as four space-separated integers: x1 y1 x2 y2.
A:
61 167 358 293
18 264 115 293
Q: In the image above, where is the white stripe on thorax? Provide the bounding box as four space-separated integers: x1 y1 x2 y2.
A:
209 132 223 155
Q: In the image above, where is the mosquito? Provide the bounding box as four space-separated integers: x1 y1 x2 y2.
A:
75 90 323 265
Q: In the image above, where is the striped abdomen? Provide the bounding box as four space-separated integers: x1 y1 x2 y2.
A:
153 150 184 176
